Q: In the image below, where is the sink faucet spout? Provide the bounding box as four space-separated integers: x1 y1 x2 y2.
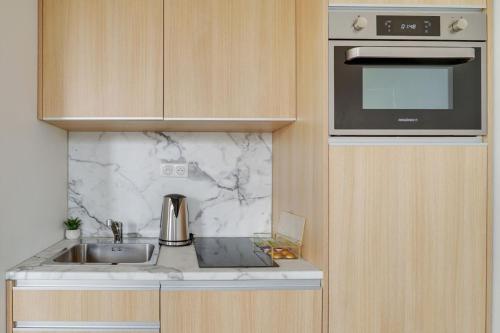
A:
106 219 123 244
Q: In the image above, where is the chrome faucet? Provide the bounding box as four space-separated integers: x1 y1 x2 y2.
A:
106 219 123 244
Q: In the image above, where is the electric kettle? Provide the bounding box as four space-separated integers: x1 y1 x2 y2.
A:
159 194 192 246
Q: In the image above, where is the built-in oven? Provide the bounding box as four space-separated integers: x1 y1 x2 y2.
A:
329 8 487 136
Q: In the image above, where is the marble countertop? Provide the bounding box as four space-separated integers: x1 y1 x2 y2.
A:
5 238 323 282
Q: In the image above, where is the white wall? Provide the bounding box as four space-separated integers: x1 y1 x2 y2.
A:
494 1 500 332
0 1 68 332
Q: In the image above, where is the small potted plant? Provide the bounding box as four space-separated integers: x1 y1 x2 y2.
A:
64 217 82 240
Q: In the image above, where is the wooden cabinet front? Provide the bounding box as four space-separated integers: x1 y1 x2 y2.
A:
329 145 487 333
13 289 159 322
164 0 296 119
161 290 322 333
15 331 158 333
41 0 163 119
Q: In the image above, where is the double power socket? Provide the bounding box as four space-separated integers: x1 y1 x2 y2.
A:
160 163 189 178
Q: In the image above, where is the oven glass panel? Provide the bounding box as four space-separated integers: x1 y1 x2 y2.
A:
362 67 453 110
330 44 483 134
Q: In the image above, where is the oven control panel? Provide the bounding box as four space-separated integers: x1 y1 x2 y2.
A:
376 16 440 36
328 9 486 41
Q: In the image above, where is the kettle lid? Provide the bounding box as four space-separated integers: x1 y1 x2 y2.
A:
164 194 186 199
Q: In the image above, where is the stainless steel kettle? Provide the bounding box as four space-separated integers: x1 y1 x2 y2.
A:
159 194 192 246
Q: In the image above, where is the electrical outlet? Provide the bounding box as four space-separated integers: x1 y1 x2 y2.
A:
160 163 174 177
174 163 188 178
161 163 188 178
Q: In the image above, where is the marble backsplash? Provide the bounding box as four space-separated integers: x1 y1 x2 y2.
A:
68 132 272 238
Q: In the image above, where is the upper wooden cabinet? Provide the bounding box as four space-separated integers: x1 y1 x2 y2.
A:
329 145 487 333
329 0 486 7
41 0 164 120
164 0 296 119
39 0 296 131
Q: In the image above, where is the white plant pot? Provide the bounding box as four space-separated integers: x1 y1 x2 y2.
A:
65 229 81 240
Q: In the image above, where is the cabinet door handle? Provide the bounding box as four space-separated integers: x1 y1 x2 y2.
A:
14 321 160 330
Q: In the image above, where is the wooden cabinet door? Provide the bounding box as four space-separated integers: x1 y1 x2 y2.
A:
13 289 159 322
15 331 157 333
329 145 487 333
161 290 322 333
164 0 296 119
42 0 163 119
329 0 485 6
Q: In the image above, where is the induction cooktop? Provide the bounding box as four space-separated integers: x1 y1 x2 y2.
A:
194 237 278 268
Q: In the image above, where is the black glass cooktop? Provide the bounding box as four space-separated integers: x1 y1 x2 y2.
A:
194 237 278 268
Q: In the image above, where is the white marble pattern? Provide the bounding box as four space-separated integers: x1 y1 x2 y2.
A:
5 239 323 282
68 132 272 238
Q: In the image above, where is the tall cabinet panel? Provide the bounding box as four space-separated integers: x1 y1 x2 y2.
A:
164 0 296 119
329 145 487 333
41 0 163 119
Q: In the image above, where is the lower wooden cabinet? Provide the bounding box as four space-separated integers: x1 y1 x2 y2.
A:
161 290 322 333
329 145 487 333
9 286 160 333
8 284 321 333
14 331 158 333
13 289 159 322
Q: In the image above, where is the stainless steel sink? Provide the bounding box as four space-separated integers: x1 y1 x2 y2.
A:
50 243 159 265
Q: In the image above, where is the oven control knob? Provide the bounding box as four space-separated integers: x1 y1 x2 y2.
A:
451 18 468 32
353 16 368 31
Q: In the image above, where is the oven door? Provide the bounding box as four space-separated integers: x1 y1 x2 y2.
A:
329 40 486 136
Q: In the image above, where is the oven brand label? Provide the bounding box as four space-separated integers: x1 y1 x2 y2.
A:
398 118 419 123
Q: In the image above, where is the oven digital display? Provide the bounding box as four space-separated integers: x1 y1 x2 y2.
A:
376 16 440 36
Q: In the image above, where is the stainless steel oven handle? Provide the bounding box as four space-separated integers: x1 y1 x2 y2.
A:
346 47 475 62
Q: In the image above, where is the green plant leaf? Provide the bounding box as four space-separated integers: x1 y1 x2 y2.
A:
63 217 81 230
